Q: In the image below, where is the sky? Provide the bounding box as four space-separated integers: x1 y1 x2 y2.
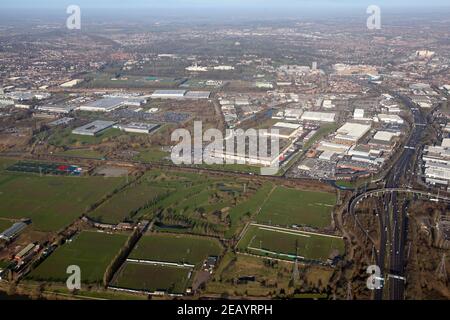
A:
0 0 449 9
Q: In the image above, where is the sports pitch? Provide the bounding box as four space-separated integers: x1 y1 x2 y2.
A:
130 233 223 266
256 186 336 229
226 182 274 238
0 218 13 232
0 173 125 231
89 183 169 224
112 262 192 294
29 231 128 284
238 224 344 263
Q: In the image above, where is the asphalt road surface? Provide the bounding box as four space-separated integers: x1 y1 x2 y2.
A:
377 93 426 300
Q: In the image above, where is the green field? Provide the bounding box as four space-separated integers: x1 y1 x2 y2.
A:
135 149 170 163
197 163 261 175
89 182 169 224
29 231 128 284
0 174 125 231
48 128 125 147
225 182 274 238
130 233 223 266
0 260 11 269
238 225 344 262
112 262 191 294
256 186 336 229
0 219 13 232
134 170 259 237
56 149 105 159
0 158 17 170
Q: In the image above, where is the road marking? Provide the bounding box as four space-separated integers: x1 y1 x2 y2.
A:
250 223 343 239
388 274 406 281
257 226 311 238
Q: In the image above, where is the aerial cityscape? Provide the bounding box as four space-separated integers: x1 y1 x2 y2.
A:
0 0 449 305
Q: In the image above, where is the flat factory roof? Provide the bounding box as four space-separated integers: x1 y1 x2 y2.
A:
373 131 398 142
152 90 187 97
72 120 116 136
301 111 336 122
336 122 371 142
80 98 125 111
184 91 211 99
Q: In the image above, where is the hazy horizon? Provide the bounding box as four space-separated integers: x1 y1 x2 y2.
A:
1 0 449 9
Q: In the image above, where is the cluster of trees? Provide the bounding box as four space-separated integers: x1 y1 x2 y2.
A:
159 211 226 237
85 173 143 215
103 228 141 287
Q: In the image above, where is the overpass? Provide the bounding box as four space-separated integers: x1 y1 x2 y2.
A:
349 188 450 214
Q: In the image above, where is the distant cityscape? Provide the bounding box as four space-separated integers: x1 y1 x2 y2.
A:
0 2 449 303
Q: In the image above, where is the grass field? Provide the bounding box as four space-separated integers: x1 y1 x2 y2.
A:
89 182 169 224
197 163 261 175
238 225 344 262
28 231 128 284
0 158 17 170
206 251 333 298
135 148 170 163
0 174 125 231
0 219 13 232
134 170 259 237
48 128 125 147
0 260 11 269
205 252 293 297
225 182 274 238
256 186 336 229
112 262 191 294
56 149 105 159
130 233 223 266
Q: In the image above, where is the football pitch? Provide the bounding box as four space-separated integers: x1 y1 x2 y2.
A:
112 262 192 294
256 186 336 229
89 183 169 224
0 173 125 231
28 231 129 284
130 233 223 266
238 224 344 263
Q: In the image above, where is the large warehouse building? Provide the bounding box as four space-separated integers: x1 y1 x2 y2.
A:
334 122 372 145
264 122 302 139
184 91 211 99
151 90 211 100
37 105 75 114
72 120 116 136
0 222 28 242
79 98 127 112
115 123 160 134
378 114 404 125
79 96 147 112
301 111 336 123
151 90 187 99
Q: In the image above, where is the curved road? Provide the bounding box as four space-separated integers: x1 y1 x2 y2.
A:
348 91 428 300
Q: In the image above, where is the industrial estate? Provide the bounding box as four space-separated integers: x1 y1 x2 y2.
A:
0 1 449 302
